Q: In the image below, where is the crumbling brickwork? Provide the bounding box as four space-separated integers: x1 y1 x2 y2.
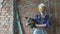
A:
0 0 13 34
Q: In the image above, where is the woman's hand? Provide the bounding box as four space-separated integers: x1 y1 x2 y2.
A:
26 21 29 27
26 23 28 26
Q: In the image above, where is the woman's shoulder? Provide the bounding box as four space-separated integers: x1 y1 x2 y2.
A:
35 14 41 17
45 14 49 17
35 14 41 18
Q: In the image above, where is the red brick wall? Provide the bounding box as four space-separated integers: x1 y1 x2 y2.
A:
19 0 60 34
19 0 51 34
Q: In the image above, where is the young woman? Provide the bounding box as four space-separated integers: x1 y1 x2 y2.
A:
26 3 51 34
33 3 51 34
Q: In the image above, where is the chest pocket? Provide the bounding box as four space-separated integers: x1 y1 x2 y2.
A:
34 15 41 24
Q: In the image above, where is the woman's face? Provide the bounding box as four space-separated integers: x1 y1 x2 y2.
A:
39 7 46 12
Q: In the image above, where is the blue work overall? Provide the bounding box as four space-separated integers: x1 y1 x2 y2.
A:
33 14 51 34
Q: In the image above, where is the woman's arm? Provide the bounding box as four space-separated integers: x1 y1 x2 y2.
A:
36 24 46 28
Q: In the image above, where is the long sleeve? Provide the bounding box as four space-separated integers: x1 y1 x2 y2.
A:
43 15 51 27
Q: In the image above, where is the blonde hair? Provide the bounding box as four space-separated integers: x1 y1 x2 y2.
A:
38 3 46 11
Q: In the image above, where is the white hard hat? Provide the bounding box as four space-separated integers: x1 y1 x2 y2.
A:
38 3 46 7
